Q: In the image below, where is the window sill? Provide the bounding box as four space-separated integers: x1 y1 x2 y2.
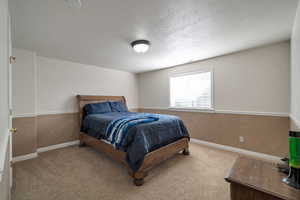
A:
168 107 215 113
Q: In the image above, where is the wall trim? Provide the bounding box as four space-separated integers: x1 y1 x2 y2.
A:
37 140 79 153
12 140 80 162
12 152 38 163
13 113 36 118
139 107 289 117
215 110 289 117
190 138 281 162
15 108 139 118
13 112 77 118
37 111 78 116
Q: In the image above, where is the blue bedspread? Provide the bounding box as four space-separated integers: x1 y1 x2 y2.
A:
106 113 159 149
81 112 189 172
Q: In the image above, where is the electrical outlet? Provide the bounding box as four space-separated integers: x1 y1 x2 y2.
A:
239 136 245 143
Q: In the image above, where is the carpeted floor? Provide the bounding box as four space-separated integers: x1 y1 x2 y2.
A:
12 143 238 200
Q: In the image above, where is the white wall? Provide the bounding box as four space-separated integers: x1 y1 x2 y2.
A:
12 49 139 116
0 0 11 198
37 56 139 114
12 49 37 116
138 41 290 115
0 0 10 143
291 2 300 128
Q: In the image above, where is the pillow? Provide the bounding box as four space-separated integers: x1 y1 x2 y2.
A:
84 102 112 115
110 101 128 112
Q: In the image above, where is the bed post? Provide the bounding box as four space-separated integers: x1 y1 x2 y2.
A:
77 95 85 147
183 147 190 155
128 170 146 186
79 134 86 147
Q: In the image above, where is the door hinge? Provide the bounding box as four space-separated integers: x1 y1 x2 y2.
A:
10 161 14 167
9 56 16 64
9 109 13 116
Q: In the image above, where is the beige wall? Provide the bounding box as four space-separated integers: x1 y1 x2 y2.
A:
137 42 291 156
37 113 79 148
12 49 139 156
12 42 292 158
139 108 289 157
291 2 300 131
12 117 37 156
13 109 138 155
13 113 79 156
138 41 290 115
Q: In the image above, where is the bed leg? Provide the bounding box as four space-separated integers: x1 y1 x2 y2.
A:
134 178 144 186
132 171 146 186
79 140 86 147
183 148 190 155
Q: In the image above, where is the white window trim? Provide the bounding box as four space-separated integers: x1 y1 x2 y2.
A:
168 69 214 111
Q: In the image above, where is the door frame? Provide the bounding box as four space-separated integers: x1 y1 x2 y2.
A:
7 13 13 191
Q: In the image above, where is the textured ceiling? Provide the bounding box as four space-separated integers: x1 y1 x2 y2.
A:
9 0 298 73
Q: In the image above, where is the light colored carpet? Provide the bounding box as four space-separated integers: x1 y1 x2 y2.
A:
12 143 238 200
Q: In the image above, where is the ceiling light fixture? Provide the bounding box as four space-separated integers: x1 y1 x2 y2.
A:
131 40 151 53
65 0 82 9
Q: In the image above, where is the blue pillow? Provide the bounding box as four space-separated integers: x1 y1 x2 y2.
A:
84 102 112 115
110 101 128 112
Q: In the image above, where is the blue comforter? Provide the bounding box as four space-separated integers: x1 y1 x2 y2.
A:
81 112 189 172
106 113 160 149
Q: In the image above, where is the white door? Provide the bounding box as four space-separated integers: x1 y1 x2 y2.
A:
0 0 14 199
8 14 13 190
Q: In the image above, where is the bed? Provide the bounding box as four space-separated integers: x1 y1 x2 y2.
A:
77 95 190 186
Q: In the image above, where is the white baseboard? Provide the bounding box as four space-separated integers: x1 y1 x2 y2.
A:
12 140 80 162
13 139 281 163
190 138 281 162
12 152 38 163
37 140 80 153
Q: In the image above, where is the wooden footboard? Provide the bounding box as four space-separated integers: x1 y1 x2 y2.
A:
132 137 189 186
80 133 189 186
139 137 189 172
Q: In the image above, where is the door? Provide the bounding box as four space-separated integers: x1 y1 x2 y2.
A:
8 13 14 190
0 0 14 199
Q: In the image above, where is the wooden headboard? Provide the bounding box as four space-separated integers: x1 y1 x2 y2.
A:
77 95 127 126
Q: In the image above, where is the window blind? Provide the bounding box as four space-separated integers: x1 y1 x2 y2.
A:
170 71 212 109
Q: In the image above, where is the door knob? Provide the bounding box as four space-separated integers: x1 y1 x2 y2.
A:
10 128 17 133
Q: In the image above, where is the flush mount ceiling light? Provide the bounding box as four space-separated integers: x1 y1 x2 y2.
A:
131 40 151 53
65 0 82 9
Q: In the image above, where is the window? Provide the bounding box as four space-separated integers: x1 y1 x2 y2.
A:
170 71 213 109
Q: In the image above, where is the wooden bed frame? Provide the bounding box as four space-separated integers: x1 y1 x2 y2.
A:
77 95 190 186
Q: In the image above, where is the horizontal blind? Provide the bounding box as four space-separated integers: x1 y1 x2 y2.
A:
170 72 212 108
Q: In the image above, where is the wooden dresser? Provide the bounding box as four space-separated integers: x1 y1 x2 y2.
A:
225 157 300 200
